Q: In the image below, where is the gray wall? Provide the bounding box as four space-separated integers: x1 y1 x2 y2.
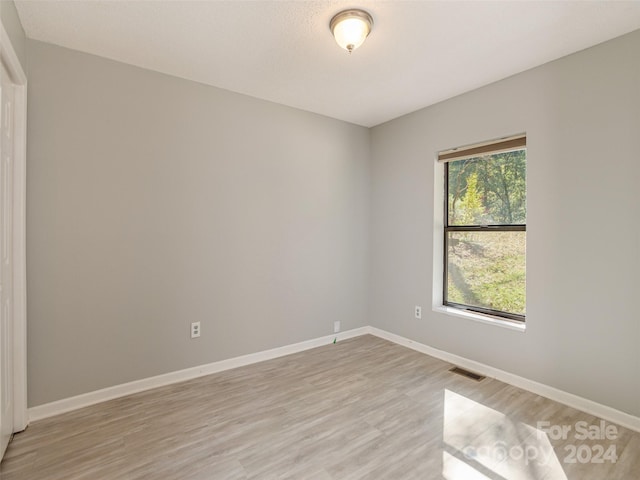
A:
26 40 370 407
369 30 640 417
0 0 26 71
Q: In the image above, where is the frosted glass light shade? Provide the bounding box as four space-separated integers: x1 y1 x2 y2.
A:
330 10 373 53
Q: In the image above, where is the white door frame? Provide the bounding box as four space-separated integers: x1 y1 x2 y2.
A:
0 23 27 432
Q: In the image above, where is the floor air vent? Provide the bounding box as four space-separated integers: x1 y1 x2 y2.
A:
449 366 486 381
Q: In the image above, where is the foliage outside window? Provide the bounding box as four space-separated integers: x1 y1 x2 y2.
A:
441 136 526 322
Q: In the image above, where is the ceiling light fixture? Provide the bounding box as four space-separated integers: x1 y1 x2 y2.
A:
330 9 373 54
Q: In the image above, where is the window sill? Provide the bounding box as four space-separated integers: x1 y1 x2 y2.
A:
433 306 526 332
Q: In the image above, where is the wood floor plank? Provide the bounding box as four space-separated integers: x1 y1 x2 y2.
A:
1 335 638 479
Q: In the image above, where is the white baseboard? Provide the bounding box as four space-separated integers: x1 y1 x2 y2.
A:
368 327 640 433
28 327 370 422
29 325 640 433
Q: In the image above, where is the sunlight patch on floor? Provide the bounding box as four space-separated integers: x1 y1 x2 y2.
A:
443 389 567 480
442 450 493 480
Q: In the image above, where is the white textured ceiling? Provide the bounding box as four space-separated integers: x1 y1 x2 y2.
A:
15 0 640 127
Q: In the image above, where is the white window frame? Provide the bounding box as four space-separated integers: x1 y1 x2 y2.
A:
432 135 526 332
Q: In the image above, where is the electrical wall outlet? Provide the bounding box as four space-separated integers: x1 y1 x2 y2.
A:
334 321 341 333
415 306 422 319
191 321 201 338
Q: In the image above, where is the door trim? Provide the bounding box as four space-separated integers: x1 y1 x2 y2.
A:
0 23 27 432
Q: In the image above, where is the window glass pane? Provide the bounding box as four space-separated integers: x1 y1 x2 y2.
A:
447 231 526 316
447 149 526 226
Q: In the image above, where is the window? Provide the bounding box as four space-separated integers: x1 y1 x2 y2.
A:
440 135 526 322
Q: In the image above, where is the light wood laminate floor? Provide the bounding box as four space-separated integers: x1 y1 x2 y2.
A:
1 335 638 479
